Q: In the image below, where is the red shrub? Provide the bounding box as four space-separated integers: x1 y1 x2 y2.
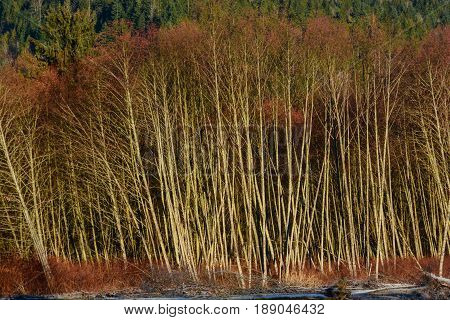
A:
418 25 450 69
303 16 352 60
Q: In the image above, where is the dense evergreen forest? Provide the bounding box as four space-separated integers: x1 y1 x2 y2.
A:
1 0 449 66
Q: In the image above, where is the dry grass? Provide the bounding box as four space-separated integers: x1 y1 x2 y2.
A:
1 256 448 296
0 256 147 295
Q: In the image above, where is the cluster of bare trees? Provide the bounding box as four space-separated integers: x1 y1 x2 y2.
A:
0 18 448 288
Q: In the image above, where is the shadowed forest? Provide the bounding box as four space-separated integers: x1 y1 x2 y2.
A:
0 1 449 295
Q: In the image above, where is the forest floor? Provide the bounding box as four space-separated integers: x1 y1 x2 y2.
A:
1 256 449 299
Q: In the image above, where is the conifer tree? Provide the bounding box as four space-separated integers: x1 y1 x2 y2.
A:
34 2 96 70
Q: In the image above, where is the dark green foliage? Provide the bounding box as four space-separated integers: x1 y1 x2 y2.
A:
0 0 449 65
33 2 96 70
160 0 189 25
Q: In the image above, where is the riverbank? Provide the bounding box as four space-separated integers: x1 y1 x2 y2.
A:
6 281 450 300
1 256 448 299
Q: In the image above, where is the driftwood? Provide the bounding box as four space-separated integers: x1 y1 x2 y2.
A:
423 272 450 288
351 284 426 296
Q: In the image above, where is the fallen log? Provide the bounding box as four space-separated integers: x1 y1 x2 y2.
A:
423 272 450 288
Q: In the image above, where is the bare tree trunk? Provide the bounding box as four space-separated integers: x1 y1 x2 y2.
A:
0 115 52 287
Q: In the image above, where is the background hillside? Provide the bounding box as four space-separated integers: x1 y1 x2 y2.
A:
1 0 449 66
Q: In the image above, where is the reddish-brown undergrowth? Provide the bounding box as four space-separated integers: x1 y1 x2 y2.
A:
286 257 450 287
0 256 447 296
0 256 149 296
